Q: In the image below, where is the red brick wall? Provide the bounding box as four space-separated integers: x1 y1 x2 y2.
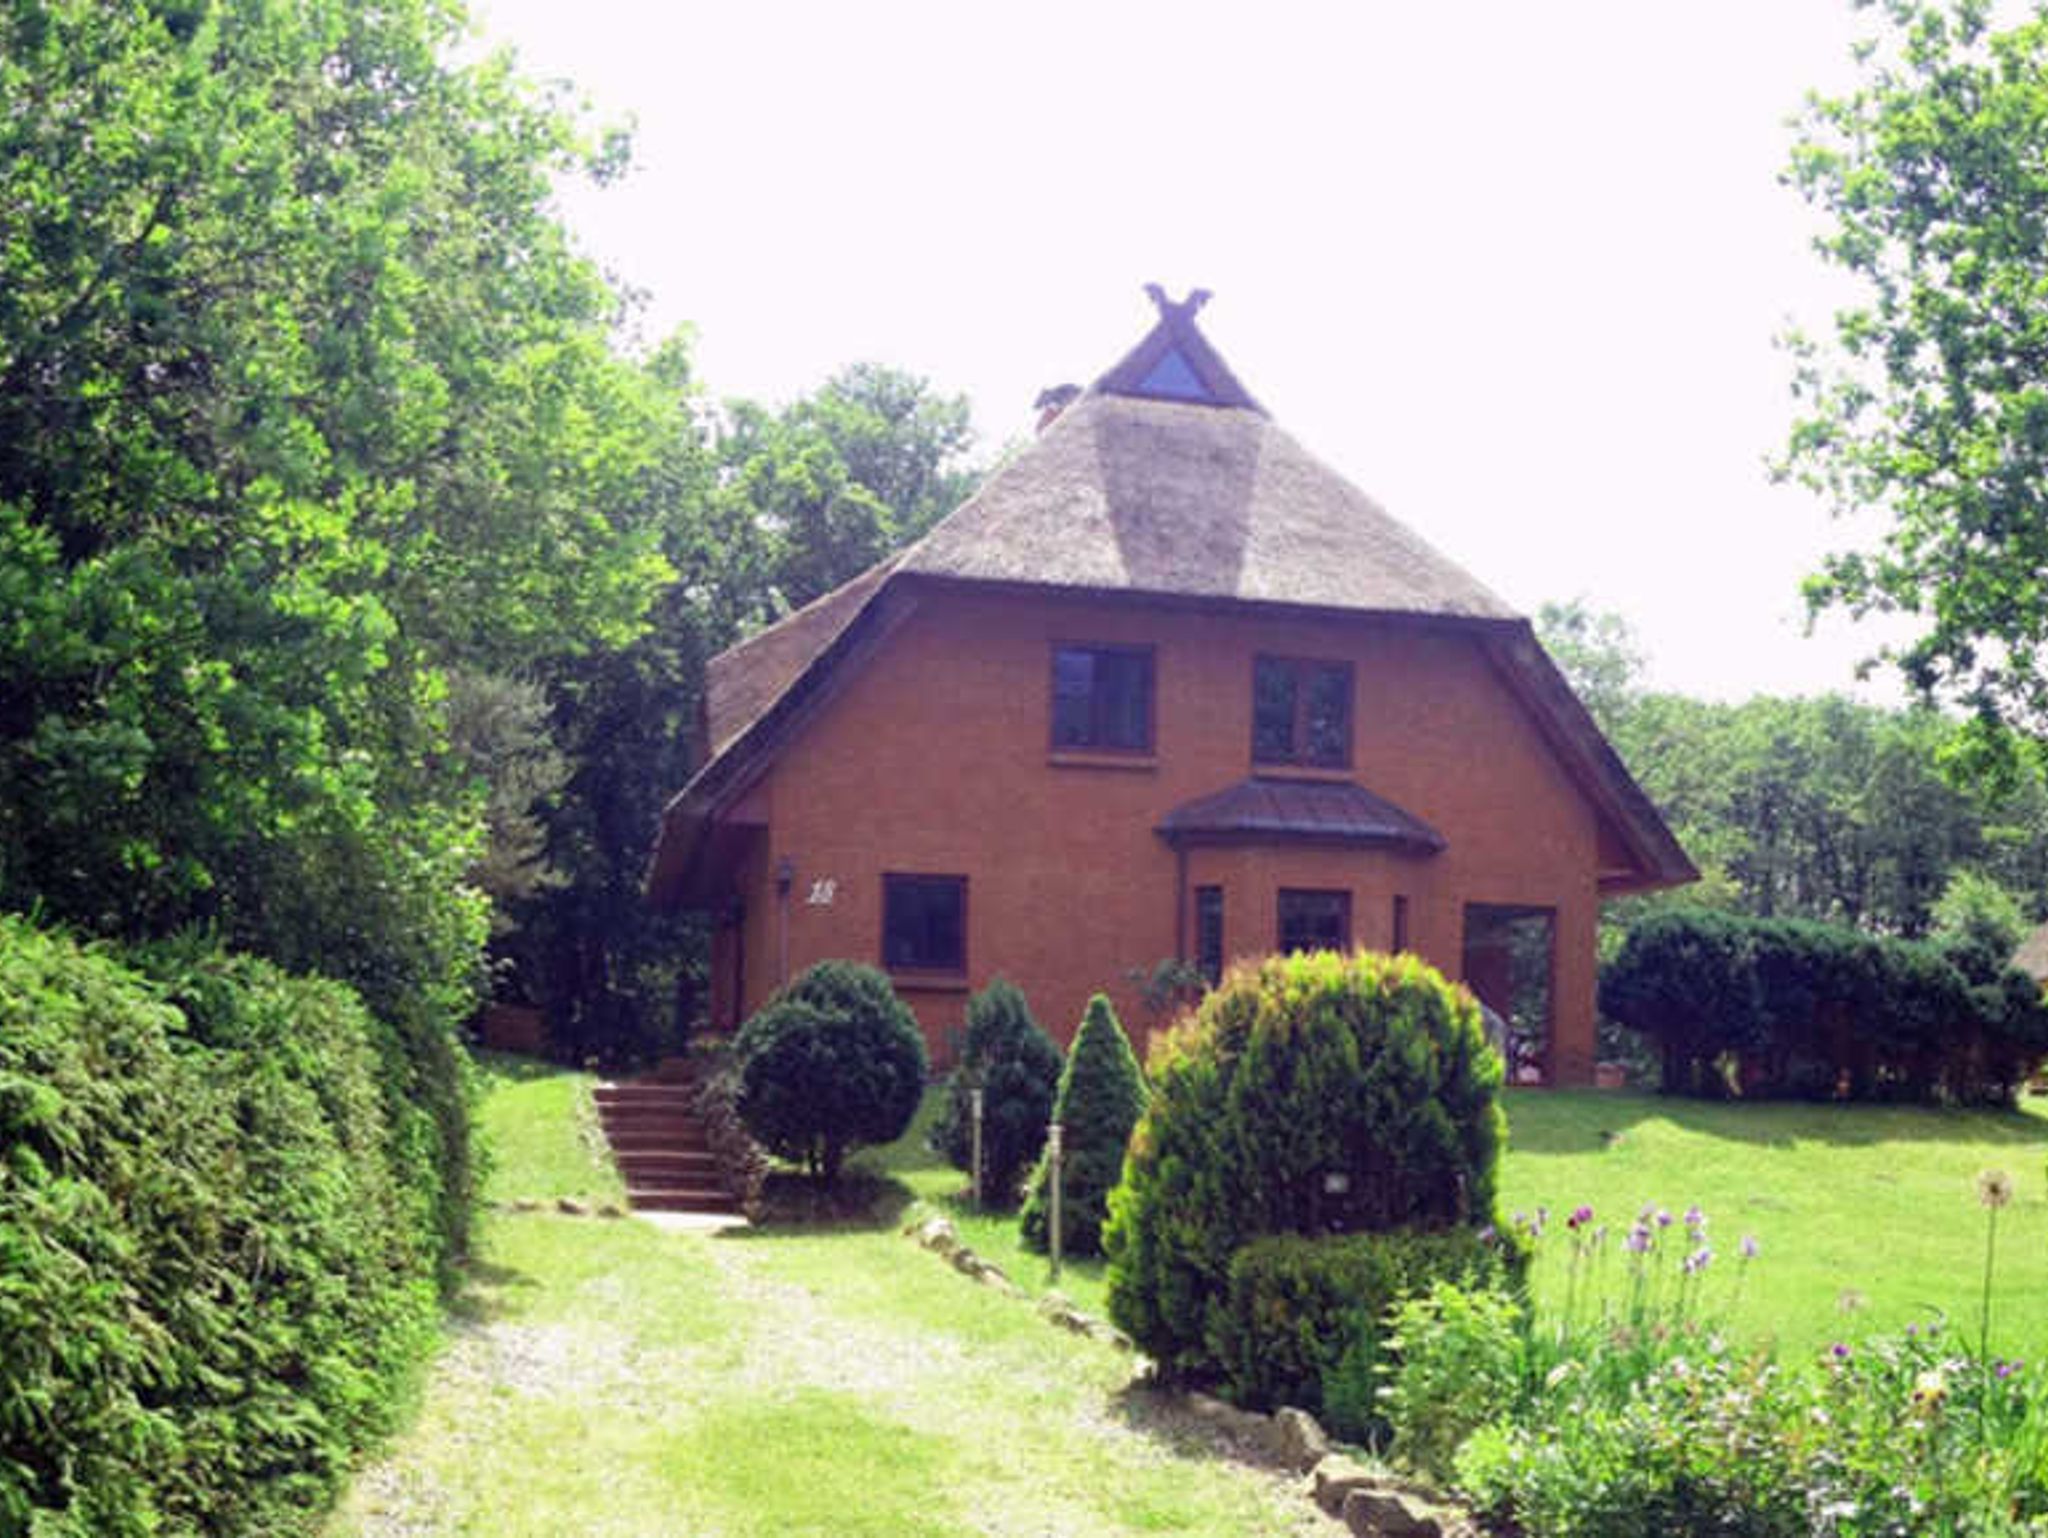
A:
718 587 1606 1083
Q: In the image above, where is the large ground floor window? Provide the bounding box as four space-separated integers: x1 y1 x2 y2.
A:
1461 904 1554 1084
1277 887 1351 955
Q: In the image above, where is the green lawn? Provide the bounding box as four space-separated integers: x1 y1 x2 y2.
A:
337 1061 2048 1534
1498 1087 2048 1360
333 1058 1324 1537
880 1084 2048 1362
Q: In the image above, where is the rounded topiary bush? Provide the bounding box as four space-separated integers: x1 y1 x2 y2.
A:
1103 948 1506 1385
1020 993 1147 1256
933 977 1061 1206
736 959 927 1184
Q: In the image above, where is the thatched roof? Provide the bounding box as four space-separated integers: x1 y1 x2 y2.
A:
1157 776 1447 853
649 290 1696 907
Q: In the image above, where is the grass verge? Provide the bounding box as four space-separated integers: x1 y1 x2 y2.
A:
333 1057 1322 1537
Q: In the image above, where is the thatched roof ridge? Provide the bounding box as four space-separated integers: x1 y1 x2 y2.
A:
898 391 1514 619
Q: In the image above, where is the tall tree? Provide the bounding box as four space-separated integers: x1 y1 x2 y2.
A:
1782 0 2048 758
718 364 980 612
0 0 678 1032
1536 598 1646 734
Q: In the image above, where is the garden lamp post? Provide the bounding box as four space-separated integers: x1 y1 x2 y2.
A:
1047 1120 1064 1281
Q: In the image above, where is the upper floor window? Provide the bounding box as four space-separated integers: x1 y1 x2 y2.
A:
1253 656 1352 768
1051 644 1153 753
883 873 966 974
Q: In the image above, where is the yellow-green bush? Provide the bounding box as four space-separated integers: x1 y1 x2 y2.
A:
1104 949 1505 1389
0 919 444 1535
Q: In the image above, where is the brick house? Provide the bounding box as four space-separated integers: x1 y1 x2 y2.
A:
647 289 1694 1084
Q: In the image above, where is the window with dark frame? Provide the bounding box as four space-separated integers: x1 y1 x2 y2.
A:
882 873 966 973
1392 894 1410 954
1278 888 1351 955
1195 885 1225 986
1051 644 1153 753
1252 656 1352 768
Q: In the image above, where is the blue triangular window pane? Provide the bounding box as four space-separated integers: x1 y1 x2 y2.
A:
1135 345 1216 402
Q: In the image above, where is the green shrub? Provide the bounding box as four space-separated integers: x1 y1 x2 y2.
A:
1602 906 2048 1105
1217 1230 1523 1435
0 918 441 1536
736 960 927 1184
1380 1280 1528 1481
933 977 1061 1206
1105 949 1506 1385
1021 993 1146 1256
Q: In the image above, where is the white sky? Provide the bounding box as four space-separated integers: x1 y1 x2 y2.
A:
471 0 1916 703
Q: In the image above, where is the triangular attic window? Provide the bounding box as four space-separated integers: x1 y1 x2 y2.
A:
1135 344 1218 403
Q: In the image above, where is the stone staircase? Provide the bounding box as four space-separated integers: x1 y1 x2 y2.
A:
594 1078 741 1215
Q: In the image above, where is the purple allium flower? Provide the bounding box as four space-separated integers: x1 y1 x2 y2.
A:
1997 1360 2021 1380
1568 1204 1594 1229
1512 1210 1529 1230
1655 1207 1674 1229
1478 1225 1498 1245
1831 1343 1851 1361
1739 1234 1760 1261
1684 1204 1706 1232
1683 1245 1714 1275
1906 1323 1918 1338
1625 1223 1652 1254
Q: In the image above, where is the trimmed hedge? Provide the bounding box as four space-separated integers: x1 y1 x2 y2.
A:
0 918 444 1536
1220 1229 1525 1438
1020 993 1147 1256
736 959 927 1184
1105 948 1506 1388
1601 907 2048 1104
933 977 1061 1206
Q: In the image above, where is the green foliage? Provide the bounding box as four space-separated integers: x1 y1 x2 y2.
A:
0 917 440 1536
1104 949 1507 1384
1602 906 2048 1104
1217 1231 1522 1434
1020 993 1147 1257
933 978 1061 1206
1535 598 1645 735
1380 1280 1528 1482
717 363 979 611
0 0 705 1087
1782 1 2048 746
1455 1325 2048 1536
736 961 927 1184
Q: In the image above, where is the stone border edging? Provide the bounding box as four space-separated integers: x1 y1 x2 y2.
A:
901 1211 1483 1537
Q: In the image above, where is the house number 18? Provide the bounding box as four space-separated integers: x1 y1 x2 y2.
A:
806 878 838 907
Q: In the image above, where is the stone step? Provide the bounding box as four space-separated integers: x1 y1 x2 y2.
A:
599 1119 709 1143
628 1186 743 1214
615 1150 720 1177
595 1083 698 1106
597 1099 701 1122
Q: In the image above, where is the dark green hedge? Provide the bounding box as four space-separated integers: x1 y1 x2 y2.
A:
0 918 449 1535
1219 1228 1525 1436
1601 907 2048 1104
